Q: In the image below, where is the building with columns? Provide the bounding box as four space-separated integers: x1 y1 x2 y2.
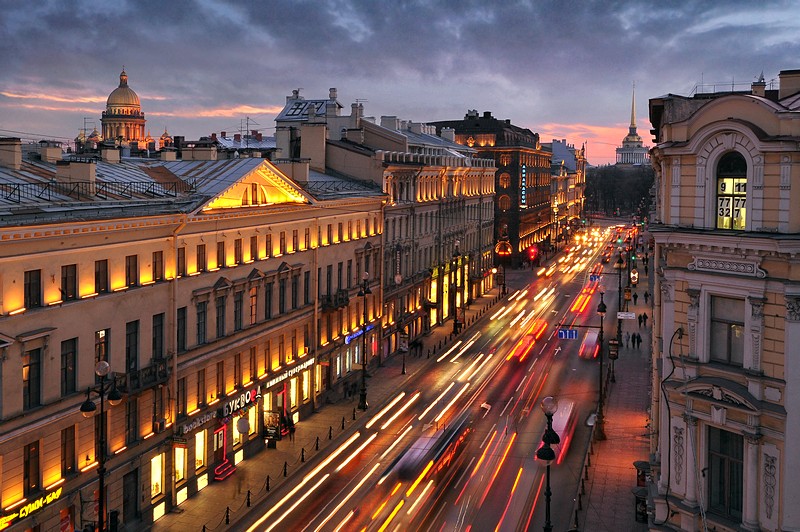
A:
647 69 800 531
617 85 650 166
100 69 146 146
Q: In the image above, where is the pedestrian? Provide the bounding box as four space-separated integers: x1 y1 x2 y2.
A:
644 291 650 304
633 292 639 305
638 314 643 328
636 332 642 349
643 312 648 327
644 264 649 276
625 331 631 348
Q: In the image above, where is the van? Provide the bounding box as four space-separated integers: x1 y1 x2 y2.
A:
536 399 577 464
579 330 600 359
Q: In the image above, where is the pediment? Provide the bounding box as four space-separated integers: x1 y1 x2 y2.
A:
678 377 757 411
213 277 233 291
202 160 311 211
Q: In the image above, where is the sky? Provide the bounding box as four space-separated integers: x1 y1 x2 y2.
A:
1 0 799 166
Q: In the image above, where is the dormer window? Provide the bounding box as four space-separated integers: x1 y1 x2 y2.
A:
716 152 747 230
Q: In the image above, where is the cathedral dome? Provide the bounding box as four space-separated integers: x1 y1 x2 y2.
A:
106 69 140 108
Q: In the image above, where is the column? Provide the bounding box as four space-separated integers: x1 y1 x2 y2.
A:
742 433 761 530
747 296 766 372
684 415 698 506
784 295 800 530
686 288 700 359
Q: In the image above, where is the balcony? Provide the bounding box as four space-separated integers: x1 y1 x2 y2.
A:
321 289 350 312
118 358 170 394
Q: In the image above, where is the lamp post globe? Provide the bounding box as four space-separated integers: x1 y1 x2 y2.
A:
536 395 560 532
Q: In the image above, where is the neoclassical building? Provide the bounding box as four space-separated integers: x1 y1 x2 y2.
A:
100 69 146 145
648 69 800 531
617 86 650 166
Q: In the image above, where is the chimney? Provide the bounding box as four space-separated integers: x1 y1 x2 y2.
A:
329 88 337 100
220 131 226 138
779 69 800 99
39 140 62 163
0 137 22 170
101 148 120 164
56 158 96 184
211 132 217 141
234 133 241 143
440 128 455 142
300 121 327 172
483 111 492 119
256 132 263 142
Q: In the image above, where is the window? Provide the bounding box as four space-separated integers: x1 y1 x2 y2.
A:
250 235 258 261
152 313 165 359
177 247 186 277
217 241 226 268
499 172 511 188
279 278 287 314
498 195 511 211
24 269 41 309
24 441 40 496
126 399 138 444
215 296 226 338
95 329 109 384
292 229 298 252
708 427 743 520
280 231 286 254
61 426 76 477
23 348 41 409
337 222 343 242
126 321 139 373
265 235 272 258
177 377 187 418
250 347 257 381
61 264 77 300
304 271 310 305
347 260 352 289
234 238 243 264
196 302 207 344
95 259 109 293
177 306 187 353
327 224 333 245
61 338 77 396
326 265 333 296
174 446 187 483
304 228 310 250
151 454 163 498
265 283 273 319
337 262 343 291
249 287 258 325
710 296 745 366
234 291 243 331
291 276 298 309
234 353 242 387
216 361 224 397
195 431 206 470
197 368 206 406
197 244 206 272
152 251 164 281
125 255 138 287
716 152 747 230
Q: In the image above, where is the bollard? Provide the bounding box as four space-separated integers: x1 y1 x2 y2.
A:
585 462 590 479
225 507 231 525
283 461 288 477
353 407 357 420
342 417 346 430
301 448 306 462
587 453 591 467
581 477 586 495
266 475 270 491
203 526 207 532
427 349 431 359
577 492 583 510
329 426 333 440
247 489 251 507
315 436 320 451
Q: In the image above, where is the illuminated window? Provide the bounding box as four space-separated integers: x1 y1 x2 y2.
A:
249 347 257 381
302 370 310 402
195 430 206 470
499 173 511 188
716 152 747 230
498 195 511 211
174 446 186 483
289 377 298 409
150 454 163 498
248 404 257 435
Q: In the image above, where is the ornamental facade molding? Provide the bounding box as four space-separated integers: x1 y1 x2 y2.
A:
687 256 766 278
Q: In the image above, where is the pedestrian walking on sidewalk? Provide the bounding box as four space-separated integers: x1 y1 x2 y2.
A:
625 331 631 348
644 291 650 304
636 332 642 349
633 291 639 305
643 312 648 327
638 314 643 328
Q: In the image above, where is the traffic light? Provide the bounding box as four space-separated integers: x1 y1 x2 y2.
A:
528 246 538 262
617 237 623 245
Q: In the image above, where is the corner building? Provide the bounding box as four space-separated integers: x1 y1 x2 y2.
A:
0 139 382 530
648 69 800 531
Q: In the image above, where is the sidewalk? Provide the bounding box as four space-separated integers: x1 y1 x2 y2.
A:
151 274 515 531
576 231 653 532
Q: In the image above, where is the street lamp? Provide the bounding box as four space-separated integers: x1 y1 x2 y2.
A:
536 396 560 532
451 240 461 334
357 271 371 411
552 202 560 252
394 269 406 376
614 254 624 383
595 293 607 441
79 361 123 532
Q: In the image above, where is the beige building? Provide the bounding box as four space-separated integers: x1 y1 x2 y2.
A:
648 69 800 531
0 138 383 530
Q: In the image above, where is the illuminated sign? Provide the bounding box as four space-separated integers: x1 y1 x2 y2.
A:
0 487 63 529
262 357 316 390
344 324 375 345
223 385 262 417
178 411 217 436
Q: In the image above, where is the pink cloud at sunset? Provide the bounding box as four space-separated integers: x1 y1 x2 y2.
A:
536 121 652 166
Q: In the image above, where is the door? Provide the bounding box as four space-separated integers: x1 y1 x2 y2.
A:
122 469 139 525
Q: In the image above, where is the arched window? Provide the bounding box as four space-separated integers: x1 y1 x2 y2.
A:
498 195 511 211
716 152 747 230
499 173 511 188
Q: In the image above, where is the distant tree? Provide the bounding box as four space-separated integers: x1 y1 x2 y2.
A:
586 164 654 217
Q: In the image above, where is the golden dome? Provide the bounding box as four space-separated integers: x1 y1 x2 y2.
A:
106 69 140 108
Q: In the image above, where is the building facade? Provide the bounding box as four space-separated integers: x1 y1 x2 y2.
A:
0 138 382 531
544 138 588 247
617 86 650 166
432 111 551 264
100 70 147 147
648 69 800 531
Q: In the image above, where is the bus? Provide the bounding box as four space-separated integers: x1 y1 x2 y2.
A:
382 411 473 482
536 399 577 465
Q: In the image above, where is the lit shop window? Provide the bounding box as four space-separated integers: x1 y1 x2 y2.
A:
248 406 257 436
151 454 164 498
174 446 186 483
195 430 206 470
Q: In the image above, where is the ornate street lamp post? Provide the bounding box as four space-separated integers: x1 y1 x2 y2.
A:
552 202 560 252
451 240 461 334
357 272 371 410
595 293 607 440
79 361 123 532
536 396 560 532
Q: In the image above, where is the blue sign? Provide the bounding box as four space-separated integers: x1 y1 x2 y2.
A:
590 274 600 282
345 324 375 345
558 329 578 340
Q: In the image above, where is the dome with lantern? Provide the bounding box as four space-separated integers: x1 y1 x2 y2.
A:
101 69 146 144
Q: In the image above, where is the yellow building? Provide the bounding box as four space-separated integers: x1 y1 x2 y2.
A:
648 69 800 531
0 138 383 530
100 69 146 145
